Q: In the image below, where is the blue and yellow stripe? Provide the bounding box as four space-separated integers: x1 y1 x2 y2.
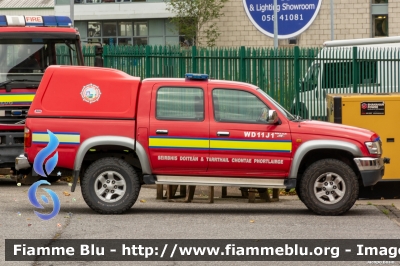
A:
149 136 208 150
149 136 292 152
210 138 292 153
33 132 80 145
0 93 35 105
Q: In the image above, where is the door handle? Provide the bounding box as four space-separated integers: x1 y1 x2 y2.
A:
156 129 168 134
217 131 230 137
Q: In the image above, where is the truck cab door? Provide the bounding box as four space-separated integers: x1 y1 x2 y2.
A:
148 83 209 175
208 86 292 178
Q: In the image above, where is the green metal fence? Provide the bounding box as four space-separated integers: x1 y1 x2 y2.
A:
82 45 400 120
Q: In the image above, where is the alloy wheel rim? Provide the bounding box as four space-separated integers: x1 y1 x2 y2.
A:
94 171 126 203
313 172 346 205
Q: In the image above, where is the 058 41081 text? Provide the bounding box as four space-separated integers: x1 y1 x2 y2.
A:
261 14 304 22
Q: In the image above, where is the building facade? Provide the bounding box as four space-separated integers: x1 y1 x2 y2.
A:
216 0 395 47
54 0 179 46
2 0 394 47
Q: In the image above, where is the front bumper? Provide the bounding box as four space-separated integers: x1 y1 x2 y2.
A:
15 154 31 171
354 157 389 187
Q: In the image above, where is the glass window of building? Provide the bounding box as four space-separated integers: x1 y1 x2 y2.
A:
133 22 148 45
135 22 148 36
371 0 388 38
88 22 101 37
118 38 132 45
133 37 148 46
118 22 133 36
82 19 178 46
103 22 117 36
373 15 388 37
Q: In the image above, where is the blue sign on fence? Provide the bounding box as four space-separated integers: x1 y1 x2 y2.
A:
243 0 322 39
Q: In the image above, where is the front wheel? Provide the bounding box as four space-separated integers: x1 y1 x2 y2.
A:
81 157 141 214
299 159 359 215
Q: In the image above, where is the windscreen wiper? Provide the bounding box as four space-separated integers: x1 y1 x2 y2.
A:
0 79 40 88
292 115 303 122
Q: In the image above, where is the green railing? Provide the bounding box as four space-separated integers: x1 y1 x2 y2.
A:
81 45 400 120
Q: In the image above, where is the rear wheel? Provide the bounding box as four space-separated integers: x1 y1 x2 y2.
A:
81 157 141 214
300 159 359 215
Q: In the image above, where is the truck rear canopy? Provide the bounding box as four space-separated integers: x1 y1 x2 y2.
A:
28 66 141 119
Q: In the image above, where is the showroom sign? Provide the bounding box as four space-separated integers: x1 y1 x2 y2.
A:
243 0 322 39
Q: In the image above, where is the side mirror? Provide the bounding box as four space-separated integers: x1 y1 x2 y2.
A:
267 110 279 124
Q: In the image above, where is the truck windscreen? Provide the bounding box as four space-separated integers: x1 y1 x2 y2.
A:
0 37 82 84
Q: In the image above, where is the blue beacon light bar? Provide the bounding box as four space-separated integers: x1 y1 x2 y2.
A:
0 15 72 27
185 73 209 80
0 16 7 27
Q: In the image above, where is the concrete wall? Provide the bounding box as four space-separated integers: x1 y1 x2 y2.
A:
213 0 373 47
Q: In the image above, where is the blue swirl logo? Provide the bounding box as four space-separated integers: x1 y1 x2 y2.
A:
33 130 59 177
28 180 61 220
28 130 61 220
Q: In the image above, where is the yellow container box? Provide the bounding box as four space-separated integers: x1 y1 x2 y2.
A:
327 93 399 181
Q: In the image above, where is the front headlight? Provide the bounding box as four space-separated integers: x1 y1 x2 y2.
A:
365 141 382 155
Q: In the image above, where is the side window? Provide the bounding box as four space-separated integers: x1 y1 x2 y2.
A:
322 61 377 89
212 89 268 123
55 43 79 66
322 62 352 89
156 87 204 121
359 60 377 84
303 63 320 92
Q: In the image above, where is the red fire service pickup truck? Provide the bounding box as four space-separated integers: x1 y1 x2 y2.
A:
15 66 389 215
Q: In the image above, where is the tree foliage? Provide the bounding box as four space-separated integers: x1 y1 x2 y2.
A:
166 0 228 47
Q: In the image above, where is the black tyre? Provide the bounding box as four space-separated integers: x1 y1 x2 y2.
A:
296 184 304 202
296 182 313 211
299 159 359 216
81 157 141 214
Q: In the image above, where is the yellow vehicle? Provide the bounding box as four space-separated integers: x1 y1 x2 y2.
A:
327 93 398 198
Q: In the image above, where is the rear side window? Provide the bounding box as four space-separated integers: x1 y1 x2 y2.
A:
212 89 268 123
156 87 204 121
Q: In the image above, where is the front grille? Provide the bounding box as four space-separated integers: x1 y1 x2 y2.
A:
0 106 29 124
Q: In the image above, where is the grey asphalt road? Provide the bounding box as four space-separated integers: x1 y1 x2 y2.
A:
1 179 400 266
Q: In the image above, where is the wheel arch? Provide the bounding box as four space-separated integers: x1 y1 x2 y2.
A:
289 140 363 180
71 136 151 192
